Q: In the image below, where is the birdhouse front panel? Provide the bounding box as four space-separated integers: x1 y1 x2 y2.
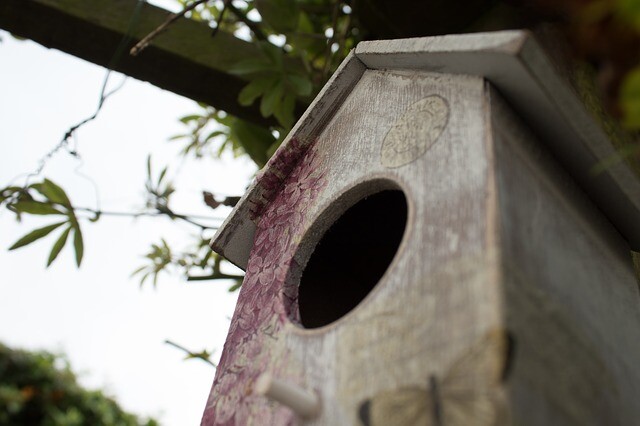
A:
202 68 506 425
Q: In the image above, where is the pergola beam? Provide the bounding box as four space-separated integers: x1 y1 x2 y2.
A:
0 0 290 127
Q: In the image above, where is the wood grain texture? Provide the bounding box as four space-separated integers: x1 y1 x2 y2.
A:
206 32 640 425
204 69 506 425
380 95 450 168
488 86 640 425
211 52 366 269
355 31 640 249
214 31 640 272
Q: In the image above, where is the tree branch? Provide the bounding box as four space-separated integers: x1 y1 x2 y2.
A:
74 206 223 230
187 272 243 281
226 3 268 41
130 0 211 56
164 339 216 367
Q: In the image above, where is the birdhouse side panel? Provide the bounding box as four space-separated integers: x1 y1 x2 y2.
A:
489 88 640 425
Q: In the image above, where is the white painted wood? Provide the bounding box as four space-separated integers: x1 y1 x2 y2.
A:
211 51 366 269
355 31 640 249
213 31 640 269
209 69 503 425
204 31 640 426
253 373 321 419
295 70 502 425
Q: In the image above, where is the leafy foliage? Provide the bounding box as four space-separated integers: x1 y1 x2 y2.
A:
3 0 640 287
168 0 357 169
170 108 276 167
132 237 242 290
621 67 640 129
2 179 84 267
0 342 158 425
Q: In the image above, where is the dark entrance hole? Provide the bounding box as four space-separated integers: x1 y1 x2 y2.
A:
298 189 408 328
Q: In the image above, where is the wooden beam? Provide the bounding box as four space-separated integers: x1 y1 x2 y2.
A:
0 0 294 127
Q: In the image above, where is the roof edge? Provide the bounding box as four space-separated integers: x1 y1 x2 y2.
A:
212 30 640 269
210 51 366 269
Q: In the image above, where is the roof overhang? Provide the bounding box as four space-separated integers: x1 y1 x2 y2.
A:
212 30 640 269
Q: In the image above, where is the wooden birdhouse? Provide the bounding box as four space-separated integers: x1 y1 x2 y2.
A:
201 31 640 425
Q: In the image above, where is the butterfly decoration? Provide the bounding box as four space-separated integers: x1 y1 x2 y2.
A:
358 329 512 426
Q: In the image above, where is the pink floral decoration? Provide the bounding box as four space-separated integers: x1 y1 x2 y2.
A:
202 141 326 425
249 137 313 220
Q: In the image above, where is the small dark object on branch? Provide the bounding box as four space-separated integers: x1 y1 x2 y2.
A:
203 191 241 209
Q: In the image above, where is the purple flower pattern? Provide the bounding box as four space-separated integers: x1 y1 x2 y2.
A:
202 140 326 425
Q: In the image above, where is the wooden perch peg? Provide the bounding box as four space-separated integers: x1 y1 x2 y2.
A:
253 373 321 419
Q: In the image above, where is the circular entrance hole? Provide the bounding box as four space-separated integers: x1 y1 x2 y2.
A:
296 188 408 329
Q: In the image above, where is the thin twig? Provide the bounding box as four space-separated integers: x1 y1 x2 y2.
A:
210 0 230 38
18 1 144 186
130 0 211 56
25 73 126 183
74 206 223 230
187 273 243 281
226 3 268 41
321 0 342 81
74 207 224 222
336 12 351 57
165 340 217 367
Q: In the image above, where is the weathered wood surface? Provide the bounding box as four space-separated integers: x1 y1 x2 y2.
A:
204 31 640 425
204 71 640 425
203 69 506 425
489 86 640 425
211 52 367 268
0 0 304 127
355 31 640 250
213 31 640 272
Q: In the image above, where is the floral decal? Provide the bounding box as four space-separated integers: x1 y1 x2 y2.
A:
249 137 313 220
202 140 326 426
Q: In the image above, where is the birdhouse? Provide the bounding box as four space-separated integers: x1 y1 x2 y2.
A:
201 31 640 425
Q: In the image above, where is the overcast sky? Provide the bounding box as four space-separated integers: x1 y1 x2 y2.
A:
0 5 254 423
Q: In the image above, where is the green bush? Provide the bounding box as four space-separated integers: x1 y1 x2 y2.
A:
0 343 158 426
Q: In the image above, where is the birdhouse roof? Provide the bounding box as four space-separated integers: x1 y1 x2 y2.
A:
211 30 640 269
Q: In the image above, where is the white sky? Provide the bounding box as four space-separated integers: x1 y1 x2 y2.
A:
0 7 255 424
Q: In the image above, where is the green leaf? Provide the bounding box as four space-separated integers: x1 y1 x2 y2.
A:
287 74 312 96
255 0 300 33
168 134 188 141
229 58 274 76
130 266 147 277
260 80 284 117
0 186 24 203
228 280 242 292
32 179 72 207
621 67 640 130
204 131 225 142
230 119 275 167
9 222 66 250
158 167 168 185
47 227 71 267
238 77 275 106
274 93 296 129
73 226 84 267
617 0 640 30
12 201 64 215
179 114 201 124
259 42 284 67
